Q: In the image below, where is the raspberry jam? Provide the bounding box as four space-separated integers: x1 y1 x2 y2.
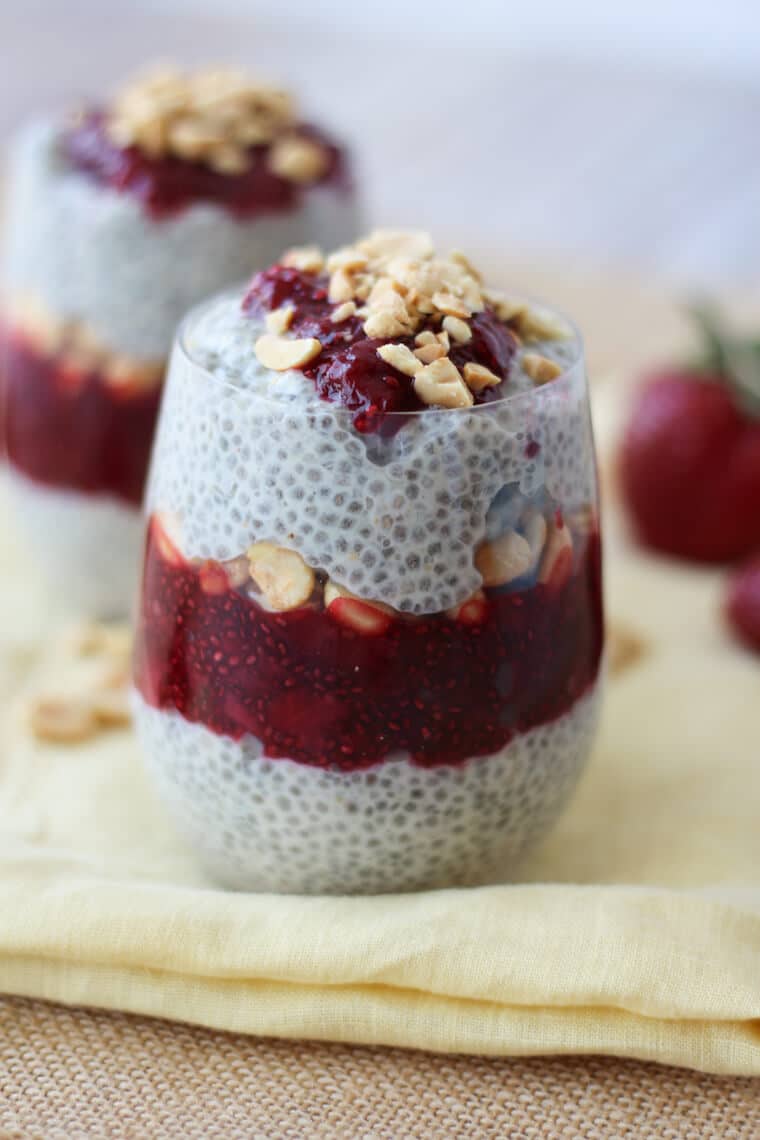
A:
3 328 161 507
133 515 603 771
242 266 520 432
63 113 348 221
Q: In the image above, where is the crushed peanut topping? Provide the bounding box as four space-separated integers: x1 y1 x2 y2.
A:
265 306 295 335
442 315 472 344
255 333 322 371
376 343 422 377
414 357 474 409
259 230 573 409
320 230 486 342
281 245 325 274
104 64 328 182
523 352 563 385
268 135 329 183
330 301 357 323
463 362 501 392
413 342 446 365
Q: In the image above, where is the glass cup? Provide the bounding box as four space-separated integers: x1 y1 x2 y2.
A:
132 292 604 894
0 115 359 618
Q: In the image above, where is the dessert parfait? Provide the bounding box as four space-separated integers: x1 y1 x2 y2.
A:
1 64 358 616
132 230 604 894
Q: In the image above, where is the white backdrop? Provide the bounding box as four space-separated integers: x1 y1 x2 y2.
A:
2 0 759 286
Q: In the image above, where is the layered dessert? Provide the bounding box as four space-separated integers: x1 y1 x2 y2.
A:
132 230 604 893
1 64 358 615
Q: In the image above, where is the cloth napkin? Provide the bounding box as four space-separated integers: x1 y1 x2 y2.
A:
0 375 758 1077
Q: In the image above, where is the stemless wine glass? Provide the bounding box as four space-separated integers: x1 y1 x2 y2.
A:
0 70 360 618
132 290 604 895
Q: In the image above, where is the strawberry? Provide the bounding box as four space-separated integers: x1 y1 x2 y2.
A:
724 557 760 653
619 308 760 563
326 596 392 636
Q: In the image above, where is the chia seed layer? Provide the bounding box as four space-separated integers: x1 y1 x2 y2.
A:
132 683 600 894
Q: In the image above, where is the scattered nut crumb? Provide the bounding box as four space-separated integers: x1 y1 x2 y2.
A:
523 352 563 385
515 307 571 342
431 291 471 319
265 306 295 335
268 135 329 183
28 698 99 744
414 342 447 365
608 621 648 676
328 268 355 304
476 531 533 587
90 689 132 728
281 245 325 274
247 542 316 611
376 343 422 377
331 301 357 323
255 333 322 371
413 357 474 409
463 362 501 392
443 315 472 344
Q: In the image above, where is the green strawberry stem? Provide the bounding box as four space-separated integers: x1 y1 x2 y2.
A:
688 303 760 418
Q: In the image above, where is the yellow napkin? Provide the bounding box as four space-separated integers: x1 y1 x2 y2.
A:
0 375 759 1076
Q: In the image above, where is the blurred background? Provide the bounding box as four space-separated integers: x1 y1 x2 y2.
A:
1 0 759 293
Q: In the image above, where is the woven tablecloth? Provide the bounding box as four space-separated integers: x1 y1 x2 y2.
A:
0 996 757 1138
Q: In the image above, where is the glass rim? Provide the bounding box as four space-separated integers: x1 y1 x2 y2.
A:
175 283 587 416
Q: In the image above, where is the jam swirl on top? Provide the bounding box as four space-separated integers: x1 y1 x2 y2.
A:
242 264 520 431
241 230 571 432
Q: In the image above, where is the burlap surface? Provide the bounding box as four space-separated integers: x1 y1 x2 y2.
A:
0 996 756 1139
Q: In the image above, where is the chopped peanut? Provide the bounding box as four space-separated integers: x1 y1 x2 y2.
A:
255 333 322 371
265 306 295 335
463 362 501 392
523 353 563 385
377 343 422 377
247 542 315 611
413 357 474 409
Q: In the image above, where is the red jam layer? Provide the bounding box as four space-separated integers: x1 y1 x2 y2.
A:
242 266 519 433
63 112 349 221
133 517 603 771
3 328 161 507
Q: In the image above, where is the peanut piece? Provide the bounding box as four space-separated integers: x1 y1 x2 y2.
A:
247 542 315 611
255 333 322 371
265 306 295 335
377 343 422 377
476 531 533 587
463 362 501 392
442 315 472 344
29 698 98 744
523 353 563 385
281 246 325 274
331 301 357 323
413 357 474 409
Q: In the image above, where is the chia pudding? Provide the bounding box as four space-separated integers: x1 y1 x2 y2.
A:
132 230 604 894
1 65 359 616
